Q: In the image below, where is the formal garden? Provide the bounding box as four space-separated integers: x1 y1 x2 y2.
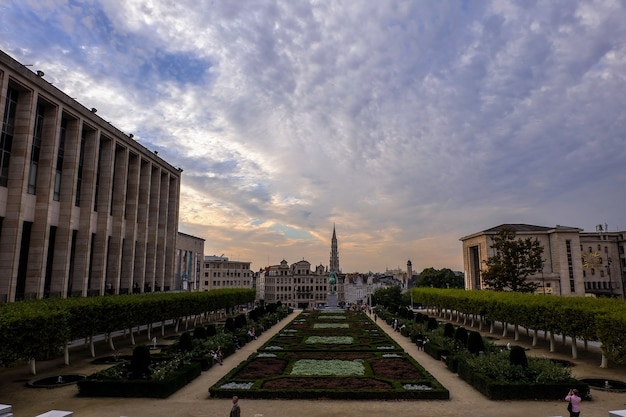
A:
372 287 606 401
76 301 291 398
208 309 449 400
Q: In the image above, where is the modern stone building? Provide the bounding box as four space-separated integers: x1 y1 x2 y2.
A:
200 255 253 292
0 50 182 302
460 224 625 298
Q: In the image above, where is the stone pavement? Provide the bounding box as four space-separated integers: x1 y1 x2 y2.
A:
1 310 625 417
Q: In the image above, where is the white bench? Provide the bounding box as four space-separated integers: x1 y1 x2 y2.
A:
35 411 73 417
609 411 626 417
0 404 13 417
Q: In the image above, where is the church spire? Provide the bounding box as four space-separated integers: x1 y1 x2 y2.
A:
330 224 340 273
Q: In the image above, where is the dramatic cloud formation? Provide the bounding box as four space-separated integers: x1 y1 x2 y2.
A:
2 0 625 273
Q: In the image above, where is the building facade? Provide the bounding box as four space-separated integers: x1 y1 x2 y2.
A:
0 50 182 302
260 259 334 309
175 232 205 292
200 255 253 292
460 224 625 298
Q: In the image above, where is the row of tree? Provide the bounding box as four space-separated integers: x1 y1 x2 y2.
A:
0 289 255 374
409 288 626 366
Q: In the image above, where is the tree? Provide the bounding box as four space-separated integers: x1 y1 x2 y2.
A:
416 267 464 289
481 227 544 293
371 286 405 312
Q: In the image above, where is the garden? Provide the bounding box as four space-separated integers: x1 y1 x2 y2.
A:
208 309 449 400
375 305 590 401
77 302 291 398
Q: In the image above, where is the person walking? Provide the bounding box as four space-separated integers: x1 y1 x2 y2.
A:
229 395 240 417
565 388 581 417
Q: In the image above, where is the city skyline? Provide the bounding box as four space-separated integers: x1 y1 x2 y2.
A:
2 1 625 273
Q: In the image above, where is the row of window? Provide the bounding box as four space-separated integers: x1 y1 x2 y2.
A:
585 281 614 291
204 271 249 278
208 280 251 287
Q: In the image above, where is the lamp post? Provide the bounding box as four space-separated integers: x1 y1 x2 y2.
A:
541 261 545 295
606 257 613 297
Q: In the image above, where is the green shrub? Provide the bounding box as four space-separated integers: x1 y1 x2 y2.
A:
427 317 438 331
443 322 455 338
193 326 208 339
225 317 235 333
454 327 468 347
467 331 485 355
179 332 193 352
129 345 151 379
509 346 528 369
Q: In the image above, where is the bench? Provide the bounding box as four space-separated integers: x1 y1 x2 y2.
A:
0 404 13 417
35 411 73 417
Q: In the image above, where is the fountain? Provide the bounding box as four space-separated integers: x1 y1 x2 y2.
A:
579 378 626 392
27 374 86 388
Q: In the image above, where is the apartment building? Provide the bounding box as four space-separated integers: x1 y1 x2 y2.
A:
200 255 253 291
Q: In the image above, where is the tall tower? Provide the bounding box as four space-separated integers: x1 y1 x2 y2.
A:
407 259 413 288
329 225 340 273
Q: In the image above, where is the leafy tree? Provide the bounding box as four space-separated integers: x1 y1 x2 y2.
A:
371 286 404 311
416 267 464 289
481 227 543 293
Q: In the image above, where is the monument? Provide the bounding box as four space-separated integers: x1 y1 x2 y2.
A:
326 271 339 309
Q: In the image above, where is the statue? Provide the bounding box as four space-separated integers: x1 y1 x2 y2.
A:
329 271 337 294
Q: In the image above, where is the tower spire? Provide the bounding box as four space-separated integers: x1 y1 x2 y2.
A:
330 224 340 273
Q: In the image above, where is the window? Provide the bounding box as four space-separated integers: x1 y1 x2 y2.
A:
54 117 68 201
0 87 18 187
28 102 45 194
75 128 86 206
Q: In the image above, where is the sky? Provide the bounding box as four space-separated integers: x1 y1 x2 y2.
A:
1 0 625 274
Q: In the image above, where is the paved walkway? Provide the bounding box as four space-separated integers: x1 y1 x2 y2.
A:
1 310 625 417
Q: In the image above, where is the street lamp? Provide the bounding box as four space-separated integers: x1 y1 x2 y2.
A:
606 257 613 297
541 261 545 295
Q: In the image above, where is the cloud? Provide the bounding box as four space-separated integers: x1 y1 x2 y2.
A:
2 0 625 272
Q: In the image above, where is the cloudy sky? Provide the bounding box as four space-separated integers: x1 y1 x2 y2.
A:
2 1 625 274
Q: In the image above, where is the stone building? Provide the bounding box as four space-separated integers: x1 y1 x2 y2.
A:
200 255 253 292
460 224 625 298
0 50 182 301
259 259 333 309
175 232 205 292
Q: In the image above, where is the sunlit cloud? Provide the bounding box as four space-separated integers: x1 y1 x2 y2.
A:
2 0 625 272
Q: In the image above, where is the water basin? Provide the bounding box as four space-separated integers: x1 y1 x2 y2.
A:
579 378 626 392
27 374 86 388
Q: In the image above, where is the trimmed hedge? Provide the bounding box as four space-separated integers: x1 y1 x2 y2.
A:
457 359 589 400
77 361 202 398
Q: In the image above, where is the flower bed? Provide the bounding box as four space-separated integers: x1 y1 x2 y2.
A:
209 310 449 400
77 357 202 398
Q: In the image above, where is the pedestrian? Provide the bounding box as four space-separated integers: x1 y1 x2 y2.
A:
229 395 240 417
374 313 377 322
416 334 424 351
565 388 581 417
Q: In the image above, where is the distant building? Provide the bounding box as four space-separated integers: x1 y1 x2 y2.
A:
200 255 253 292
175 232 204 292
460 224 625 298
0 50 182 302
